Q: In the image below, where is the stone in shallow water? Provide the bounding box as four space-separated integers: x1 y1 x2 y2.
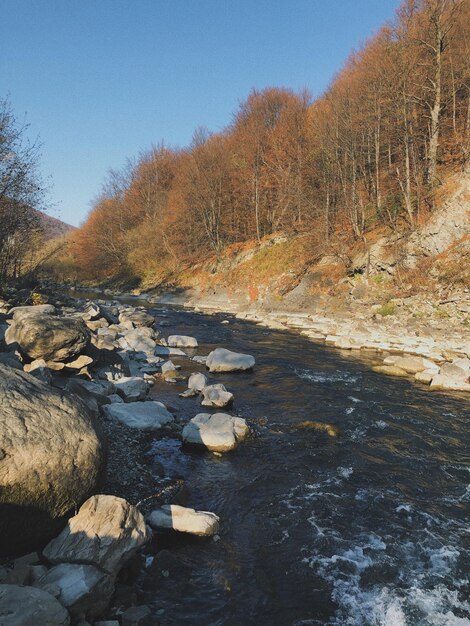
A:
206 347 255 372
0 584 70 625
167 335 198 348
182 412 249 452
188 372 208 391
147 504 219 536
200 383 234 408
102 400 174 430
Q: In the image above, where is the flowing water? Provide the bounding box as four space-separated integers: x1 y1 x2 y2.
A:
80 295 470 625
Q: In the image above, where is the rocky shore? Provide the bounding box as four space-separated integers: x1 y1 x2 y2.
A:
0 288 256 624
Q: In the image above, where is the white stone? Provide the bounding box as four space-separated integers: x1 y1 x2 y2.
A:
147 504 219 536
188 372 208 392
201 384 234 408
182 412 249 452
206 348 255 372
167 335 198 348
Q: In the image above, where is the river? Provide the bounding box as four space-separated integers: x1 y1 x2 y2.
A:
80 294 470 625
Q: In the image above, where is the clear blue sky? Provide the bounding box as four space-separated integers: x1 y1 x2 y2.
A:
1 0 400 226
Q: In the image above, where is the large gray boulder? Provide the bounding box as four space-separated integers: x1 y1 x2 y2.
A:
5 315 90 362
182 412 249 452
34 563 114 619
43 495 150 575
102 401 174 430
0 584 70 625
206 348 255 372
0 364 104 556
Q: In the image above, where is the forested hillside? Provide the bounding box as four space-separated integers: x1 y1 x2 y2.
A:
67 0 469 287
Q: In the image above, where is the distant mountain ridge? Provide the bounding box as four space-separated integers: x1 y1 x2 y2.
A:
37 211 75 241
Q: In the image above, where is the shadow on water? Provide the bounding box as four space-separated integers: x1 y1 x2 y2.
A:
74 293 470 625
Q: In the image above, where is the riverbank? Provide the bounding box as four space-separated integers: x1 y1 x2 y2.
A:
133 283 469 393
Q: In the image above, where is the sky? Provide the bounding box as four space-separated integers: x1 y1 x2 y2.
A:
1 0 401 227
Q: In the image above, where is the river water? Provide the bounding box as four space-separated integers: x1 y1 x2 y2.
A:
83 296 470 625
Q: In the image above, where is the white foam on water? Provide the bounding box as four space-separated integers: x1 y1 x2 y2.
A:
375 420 387 429
338 466 354 478
346 407 355 414
294 367 360 385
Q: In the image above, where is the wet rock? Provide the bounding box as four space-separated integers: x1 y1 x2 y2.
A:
0 364 104 556
206 347 255 372
182 412 249 452
430 359 470 391
294 421 341 437
147 504 219 536
201 383 234 408
188 372 208 392
43 495 150 575
167 335 198 348
5 315 90 362
0 584 70 625
179 388 198 398
102 401 174 430
114 376 150 402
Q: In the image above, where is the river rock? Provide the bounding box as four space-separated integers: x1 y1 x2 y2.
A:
430 359 470 391
43 495 150 575
188 372 208 392
5 315 90 362
167 335 198 348
35 564 114 619
9 304 57 320
102 401 174 430
182 412 249 452
121 327 157 354
0 364 104 556
119 309 154 327
201 383 234 408
206 348 255 372
372 365 409 377
155 345 187 357
113 376 149 402
392 356 438 374
0 584 70 625
147 504 219 536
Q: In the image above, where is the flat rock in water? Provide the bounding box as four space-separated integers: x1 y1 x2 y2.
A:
102 401 174 430
167 335 198 348
0 584 70 625
35 563 114 619
372 365 409 377
206 348 255 372
182 412 249 452
201 383 234 408
155 345 187 357
43 495 150 576
147 504 219 536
